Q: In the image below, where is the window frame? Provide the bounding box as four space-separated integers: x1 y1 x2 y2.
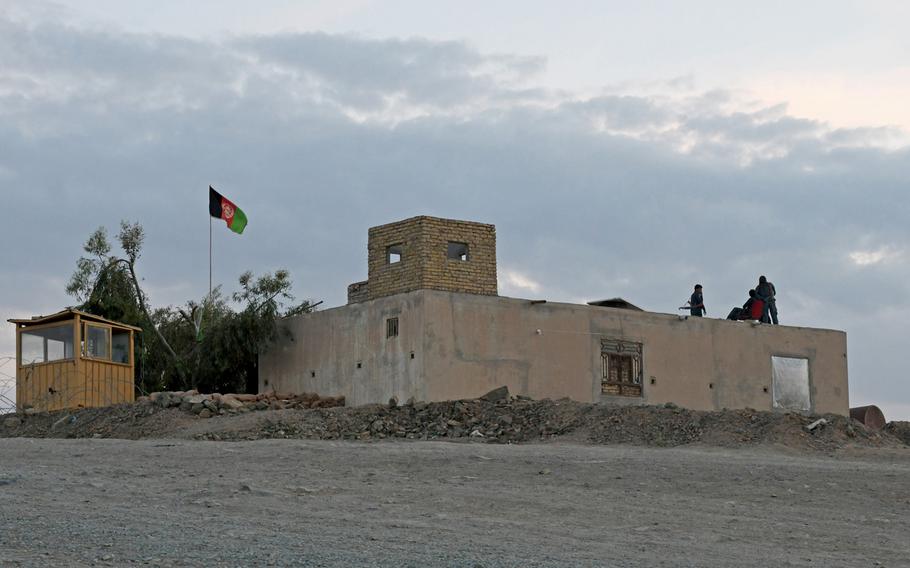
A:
386 316 399 339
446 241 470 261
18 321 77 367
770 355 811 411
111 327 132 365
600 338 643 397
83 322 113 362
386 243 403 265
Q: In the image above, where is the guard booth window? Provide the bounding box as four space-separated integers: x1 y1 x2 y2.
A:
601 338 643 397
84 324 110 360
20 324 75 364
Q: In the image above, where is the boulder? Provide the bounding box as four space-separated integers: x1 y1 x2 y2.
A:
152 392 172 409
480 386 510 403
220 396 244 410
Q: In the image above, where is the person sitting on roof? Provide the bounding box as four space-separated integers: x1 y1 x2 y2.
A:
745 289 765 321
726 289 761 321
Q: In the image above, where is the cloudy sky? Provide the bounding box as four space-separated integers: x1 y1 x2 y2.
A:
1 1 908 418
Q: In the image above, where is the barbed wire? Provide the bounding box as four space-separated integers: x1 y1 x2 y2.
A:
0 357 15 414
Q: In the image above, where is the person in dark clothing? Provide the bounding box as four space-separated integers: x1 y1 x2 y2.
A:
756 276 778 324
688 284 706 317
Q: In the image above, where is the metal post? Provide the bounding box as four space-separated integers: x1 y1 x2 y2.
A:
209 214 213 302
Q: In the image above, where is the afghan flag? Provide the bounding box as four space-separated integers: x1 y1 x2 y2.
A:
209 186 248 234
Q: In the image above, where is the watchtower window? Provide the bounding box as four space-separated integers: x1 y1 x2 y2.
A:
447 242 469 261
386 317 399 338
601 339 643 397
387 244 403 264
20 324 75 364
84 324 111 360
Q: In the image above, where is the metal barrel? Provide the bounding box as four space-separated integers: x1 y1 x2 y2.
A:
849 405 886 430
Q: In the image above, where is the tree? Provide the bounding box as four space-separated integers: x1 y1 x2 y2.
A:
68 221 317 394
67 221 183 387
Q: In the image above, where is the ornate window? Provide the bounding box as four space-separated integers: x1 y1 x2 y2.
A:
601 338 643 397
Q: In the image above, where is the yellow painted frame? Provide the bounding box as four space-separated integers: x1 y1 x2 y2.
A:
16 320 77 368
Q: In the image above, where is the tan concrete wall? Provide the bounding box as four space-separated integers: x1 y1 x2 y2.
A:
421 292 848 415
259 293 426 405
260 290 849 415
366 216 497 300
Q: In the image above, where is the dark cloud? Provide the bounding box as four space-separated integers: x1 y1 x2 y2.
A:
1 10 908 415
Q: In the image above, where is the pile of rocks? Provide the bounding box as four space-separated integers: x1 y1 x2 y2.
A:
885 421 910 446
198 387 904 451
139 390 344 418
206 387 589 442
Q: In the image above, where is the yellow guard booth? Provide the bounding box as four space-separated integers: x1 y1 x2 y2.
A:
9 309 139 412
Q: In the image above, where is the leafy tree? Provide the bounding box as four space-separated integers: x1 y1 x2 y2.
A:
68 221 316 394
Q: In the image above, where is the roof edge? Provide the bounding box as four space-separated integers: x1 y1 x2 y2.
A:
9 308 143 331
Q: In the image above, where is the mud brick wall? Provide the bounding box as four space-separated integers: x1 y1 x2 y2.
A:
347 280 369 304
366 216 497 300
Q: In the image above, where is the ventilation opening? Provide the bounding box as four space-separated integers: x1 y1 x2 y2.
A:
447 242 469 261
386 317 399 338
311 371 316 378
356 362 362 369
387 244 402 264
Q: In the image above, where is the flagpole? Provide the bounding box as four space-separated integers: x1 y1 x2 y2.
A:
209 213 213 303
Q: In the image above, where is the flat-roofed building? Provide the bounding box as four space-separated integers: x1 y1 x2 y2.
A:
261 216 848 415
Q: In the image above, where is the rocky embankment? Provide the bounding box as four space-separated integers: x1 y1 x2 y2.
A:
140 389 345 417
1 387 908 451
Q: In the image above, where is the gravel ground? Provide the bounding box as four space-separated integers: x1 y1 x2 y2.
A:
1 438 908 567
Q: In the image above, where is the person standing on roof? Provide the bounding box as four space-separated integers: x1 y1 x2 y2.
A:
756 275 778 324
688 284 706 317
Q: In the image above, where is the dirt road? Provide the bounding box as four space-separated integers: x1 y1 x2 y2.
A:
1 439 908 567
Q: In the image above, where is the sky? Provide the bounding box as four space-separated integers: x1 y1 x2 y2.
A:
1 1 908 418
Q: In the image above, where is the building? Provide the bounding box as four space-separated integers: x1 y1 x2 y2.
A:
260 216 849 415
9 309 139 412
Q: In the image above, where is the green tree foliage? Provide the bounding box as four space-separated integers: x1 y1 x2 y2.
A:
66 226 142 325
67 222 316 394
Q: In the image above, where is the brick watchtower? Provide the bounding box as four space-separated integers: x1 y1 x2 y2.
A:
347 216 497 303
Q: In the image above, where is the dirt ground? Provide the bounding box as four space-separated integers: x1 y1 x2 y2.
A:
1 438 909 567
2 399 909 566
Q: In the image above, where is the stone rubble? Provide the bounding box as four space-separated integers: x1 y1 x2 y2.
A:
139 390 345 416
1 386 907 451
